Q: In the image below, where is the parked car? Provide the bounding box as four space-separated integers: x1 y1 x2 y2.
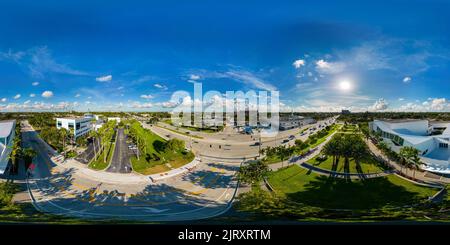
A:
288 135 295 140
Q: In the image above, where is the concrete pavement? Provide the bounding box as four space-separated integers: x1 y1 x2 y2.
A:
147 117 337 159
22 121 241 222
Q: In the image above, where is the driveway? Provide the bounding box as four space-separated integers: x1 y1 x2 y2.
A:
107 128 131 173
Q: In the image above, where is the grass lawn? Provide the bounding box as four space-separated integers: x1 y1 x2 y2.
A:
88 142 115 170
307 124 339 149
130 121 195 175
307 154 387 174
267 165 437 210
264 124 339 164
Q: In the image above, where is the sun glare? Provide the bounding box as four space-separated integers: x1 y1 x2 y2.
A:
338 80 352 91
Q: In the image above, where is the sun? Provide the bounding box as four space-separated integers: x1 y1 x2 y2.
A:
338 80 352 91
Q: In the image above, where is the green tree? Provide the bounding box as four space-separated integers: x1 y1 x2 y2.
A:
59 128 68 159
21 147 37 169
89 130 100 160
323 134 342 168
237 160 270 185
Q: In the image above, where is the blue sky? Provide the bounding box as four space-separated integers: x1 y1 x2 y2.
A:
1 0 450 112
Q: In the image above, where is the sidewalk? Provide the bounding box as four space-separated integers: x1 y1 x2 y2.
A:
366 138 450 185
269 129 338 171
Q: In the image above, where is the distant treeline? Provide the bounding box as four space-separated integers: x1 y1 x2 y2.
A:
339 112 450 123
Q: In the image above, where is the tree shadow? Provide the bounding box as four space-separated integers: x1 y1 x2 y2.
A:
33 168 76 196
285 175 426 210
181 169 234 190
152 140 166 153
32 182 228 221
205 162 240 172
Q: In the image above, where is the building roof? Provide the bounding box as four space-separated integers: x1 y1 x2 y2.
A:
0 120 15 138
379 119 427 124
56 117 90 121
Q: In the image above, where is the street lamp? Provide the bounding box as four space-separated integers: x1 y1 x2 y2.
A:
258 128 262 158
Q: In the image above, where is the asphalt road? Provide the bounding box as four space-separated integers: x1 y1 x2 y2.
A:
107 128 132 173
147 117 337 159
23 120 239 222
75 137 100 164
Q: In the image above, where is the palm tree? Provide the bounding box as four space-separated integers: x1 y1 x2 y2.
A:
59 128 68 159
323 136 341 168
69 128 75 146
7 137 21 175
398 147 410 174
22 147 37 169
399 146 419 176
352 139 368 173
276 146 289 168
408 149 421 179
89 130 100 160
340 135 356 174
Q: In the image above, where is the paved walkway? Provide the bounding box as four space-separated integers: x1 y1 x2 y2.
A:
365 138 450 185
268 127 395 180
299 162 394 180
269 128 338 171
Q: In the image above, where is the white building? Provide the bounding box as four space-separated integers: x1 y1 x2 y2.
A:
0 120 16 175
107 117 121 123
56 117 92 139
370 119 450 174
279 115 316 131
84 113 101 121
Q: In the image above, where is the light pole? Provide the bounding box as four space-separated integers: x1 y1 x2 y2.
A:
258 128 262 158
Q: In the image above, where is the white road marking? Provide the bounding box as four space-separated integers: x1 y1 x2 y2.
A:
131 207 170 213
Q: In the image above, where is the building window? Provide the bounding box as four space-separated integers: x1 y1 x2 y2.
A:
57 121 62 127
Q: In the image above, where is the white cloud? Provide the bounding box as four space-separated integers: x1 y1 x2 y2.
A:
224 70 277 91
292 59 305 69
29 93 36 98
430 98 447 111
24 100 31 104
13 94 21 99
403 76 412 83
189 74 200 80
96 75 112 82
156 101 178 108
398 98 405 101
1 98 6 102
0 49 25 62
397 98 450 112
140 94 154 100
28 46 88 78
32 82 39 86
315 59 345 74
74 93 81 98
41 90 54 98
154 83 167 90
131 102 153 108
369 98 389 111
